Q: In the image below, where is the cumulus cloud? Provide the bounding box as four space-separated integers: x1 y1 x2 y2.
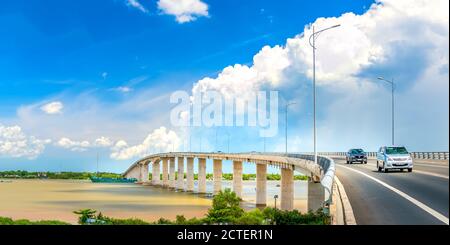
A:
188 0 449 150
40 101 63 114
56 137 91 152
0 124 51 159
111 126 181 160
55 136 114 152
127 0 148 13
157 0 209 23
94 136 113 147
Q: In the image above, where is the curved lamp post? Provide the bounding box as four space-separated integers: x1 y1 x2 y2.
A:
309 24 341 165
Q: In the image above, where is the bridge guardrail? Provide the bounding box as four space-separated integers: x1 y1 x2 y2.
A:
304 152 449 160
264 153 336 207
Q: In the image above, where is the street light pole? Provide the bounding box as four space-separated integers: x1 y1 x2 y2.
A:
377 77 395 146
285 101 296 155
309 24 340 165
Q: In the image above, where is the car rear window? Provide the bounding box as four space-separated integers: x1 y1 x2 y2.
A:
350 149 364 154
385 147 409 154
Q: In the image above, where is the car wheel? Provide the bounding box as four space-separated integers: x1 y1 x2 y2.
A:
408 168 413 172
383 165 389 173
346 160 349 164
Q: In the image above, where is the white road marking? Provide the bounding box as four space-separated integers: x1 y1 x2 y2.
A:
413 170 449 179
362 162 449 179
338 164 449 225
414 163 449 169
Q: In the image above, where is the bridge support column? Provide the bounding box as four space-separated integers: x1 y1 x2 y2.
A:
152 161 160 186
307 176 324 212
281 168 294 211
177 157 184 190
213 159 222 195
198 158 207 193
186 157 194 192
169 157 176 188
256 164 267 206
232 161 243 198
162 158 169 187
140 163 149 183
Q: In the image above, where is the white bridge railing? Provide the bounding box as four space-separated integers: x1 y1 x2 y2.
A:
309 152 449 160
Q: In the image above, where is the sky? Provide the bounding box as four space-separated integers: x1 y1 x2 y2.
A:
0 0 448 173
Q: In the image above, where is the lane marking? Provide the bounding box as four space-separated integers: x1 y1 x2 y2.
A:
338 164 449 225
355 162 449 180
413 163 449 169
411 170 449 179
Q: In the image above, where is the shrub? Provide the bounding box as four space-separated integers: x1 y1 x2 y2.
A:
0 216 69 225
234 209 265 225
206 188 244 224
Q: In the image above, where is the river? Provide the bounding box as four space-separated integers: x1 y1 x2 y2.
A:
0 179 307 224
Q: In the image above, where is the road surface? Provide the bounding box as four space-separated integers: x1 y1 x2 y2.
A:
334 157 449 225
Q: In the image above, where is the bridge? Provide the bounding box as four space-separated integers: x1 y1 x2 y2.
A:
123 151 449 225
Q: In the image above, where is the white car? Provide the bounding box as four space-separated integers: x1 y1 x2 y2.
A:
376 146 413 172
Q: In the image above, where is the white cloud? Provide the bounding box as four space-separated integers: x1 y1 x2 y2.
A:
127 0 148 13
115 86 133 93
56 137 91 152
0 124 51 159
101 72 108 80
94 136 113 147
55 136 114 152
111 126 181 160
188 0 449 150
157 0 209 23
40 101 63 115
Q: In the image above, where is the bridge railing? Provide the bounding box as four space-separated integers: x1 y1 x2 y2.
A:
264 153 336 207
305 152 449 160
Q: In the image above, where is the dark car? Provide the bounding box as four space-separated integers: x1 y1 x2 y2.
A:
346 149 367 164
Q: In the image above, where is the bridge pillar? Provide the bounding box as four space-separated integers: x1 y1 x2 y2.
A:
169 157 176 188
152 161 160 186
232 160 243 198
307 176 324 212
177 157 185 190
162 157 169 187
139 163 149 183
256 164 267 206
186 157 194 192
213 159 222 195
198 158 207 193
281 168 294 210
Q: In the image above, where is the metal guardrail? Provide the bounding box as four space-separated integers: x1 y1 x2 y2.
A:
307 152 449 160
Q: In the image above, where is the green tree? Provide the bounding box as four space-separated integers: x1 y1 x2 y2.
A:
206 188 244 224
234 209 265 225
73 209 97 224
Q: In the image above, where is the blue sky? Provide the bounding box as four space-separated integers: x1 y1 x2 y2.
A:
0 0 448 173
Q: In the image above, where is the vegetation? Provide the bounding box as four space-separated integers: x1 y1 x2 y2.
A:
0 217 70 225
72 188 330 225
1 170 307 181
0 170 122 180
149 173 308 181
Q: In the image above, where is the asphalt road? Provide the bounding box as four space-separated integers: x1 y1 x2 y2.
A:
334 157 449 225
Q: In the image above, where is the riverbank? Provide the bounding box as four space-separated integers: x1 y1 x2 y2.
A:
0 179 307 224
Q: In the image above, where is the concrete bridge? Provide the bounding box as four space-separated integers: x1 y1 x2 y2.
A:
123 152 335 212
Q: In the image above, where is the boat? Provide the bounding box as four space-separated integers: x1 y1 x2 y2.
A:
89 152 137 183
89 176 137 183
